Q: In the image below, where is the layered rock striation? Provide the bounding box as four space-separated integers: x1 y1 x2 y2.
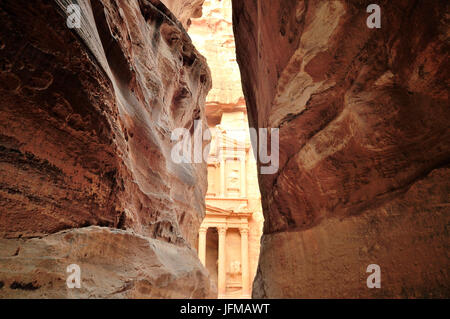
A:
232 0 450 298
1 0 449 299
0 0 213 298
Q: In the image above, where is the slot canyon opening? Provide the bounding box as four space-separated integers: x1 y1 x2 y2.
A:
0 0 448 300
188 0 264 299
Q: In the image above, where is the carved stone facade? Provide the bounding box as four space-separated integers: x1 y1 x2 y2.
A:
189 0 264 299
198 108 263 299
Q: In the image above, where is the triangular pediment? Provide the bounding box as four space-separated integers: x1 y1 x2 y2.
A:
220 135 248 150
205 204 234 216
205 204 252 217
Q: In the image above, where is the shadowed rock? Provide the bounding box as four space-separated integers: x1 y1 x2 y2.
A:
232 0 449 298
0 0 213 298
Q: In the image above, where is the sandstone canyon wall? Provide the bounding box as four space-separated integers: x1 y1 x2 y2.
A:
0 0 214 298
161 0 205 29
232 0 449 298
1 0 449 300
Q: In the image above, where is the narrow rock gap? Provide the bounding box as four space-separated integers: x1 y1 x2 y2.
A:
0 0 448 300
188 0 264 299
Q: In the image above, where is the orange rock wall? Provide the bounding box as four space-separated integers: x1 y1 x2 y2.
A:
232 0 450 298
161 0 205 29
0 0 214 298
1 0 448 299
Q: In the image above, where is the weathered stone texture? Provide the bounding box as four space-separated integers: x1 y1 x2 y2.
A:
233 0 449 298
0 0 213 298
161 0 205 29
0 226 211 298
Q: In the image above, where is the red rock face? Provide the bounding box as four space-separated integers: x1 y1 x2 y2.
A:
161 0 205 29
1 0 449 299
0 0 213 297
233 0 449 297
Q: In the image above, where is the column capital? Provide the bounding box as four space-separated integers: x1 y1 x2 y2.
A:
199 226 208 233
239 227 249 235
240 225 250 296
217 226 227 235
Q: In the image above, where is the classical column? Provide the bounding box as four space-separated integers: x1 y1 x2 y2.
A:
240 227 250 297
198 226 207 266
220 158 225 197
219 129 226 197
240 156 246 198
217 226 227 298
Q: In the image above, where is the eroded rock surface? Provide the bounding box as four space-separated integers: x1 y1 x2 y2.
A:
233 0 450 298
0 0 213 298
0 226 210 298
161 0 205 29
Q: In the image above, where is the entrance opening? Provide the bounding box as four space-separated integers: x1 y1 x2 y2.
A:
188 0 264 299
205 227 219 288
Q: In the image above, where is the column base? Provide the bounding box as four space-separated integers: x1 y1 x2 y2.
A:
218 293 252 299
